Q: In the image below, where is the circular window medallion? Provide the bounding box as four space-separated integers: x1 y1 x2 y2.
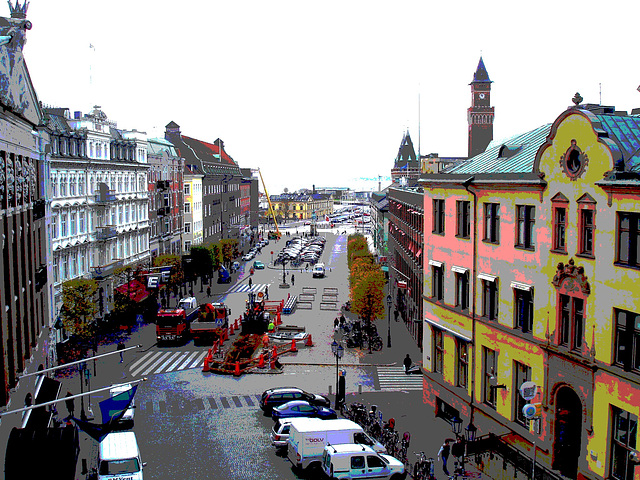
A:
560 140 588 180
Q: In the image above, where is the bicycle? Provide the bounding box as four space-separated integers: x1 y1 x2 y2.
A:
397 432 410 466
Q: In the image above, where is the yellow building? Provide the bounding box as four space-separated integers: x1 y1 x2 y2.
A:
269 192 333 222
420 103 640 480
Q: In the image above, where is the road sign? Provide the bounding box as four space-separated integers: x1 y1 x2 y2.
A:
522 403 541 419
519 381 538 401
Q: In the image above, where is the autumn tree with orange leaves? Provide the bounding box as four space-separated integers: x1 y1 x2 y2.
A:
347 234 385 325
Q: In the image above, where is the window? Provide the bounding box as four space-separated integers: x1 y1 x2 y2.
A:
514 288 533 333
70 213 76 235
184 222 191 234
456 201 471 238
514 362 531 427
483 203 500 243
184 184 190 196
553 207 567 252
455 272 469 312
184 241 191 252
579 209 594 256
433 199 445 235
432 265 444 301
614 309 640 372
456 340 469 388
433 328 443 374
483 347 497 408
351 456 365 469
617 212 640 268
61 214 67 237
611 406 638 480
559 294 584 352
482 278 498 320
52 215 58 239
516 205 535 249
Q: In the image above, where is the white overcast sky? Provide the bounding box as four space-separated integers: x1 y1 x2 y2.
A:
21 0 640 194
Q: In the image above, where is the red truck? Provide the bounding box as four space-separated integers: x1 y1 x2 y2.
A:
190 302 231 346
156 297 200 343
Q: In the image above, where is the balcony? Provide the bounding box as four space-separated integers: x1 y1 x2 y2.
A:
94 191 116 204
95 226 117 241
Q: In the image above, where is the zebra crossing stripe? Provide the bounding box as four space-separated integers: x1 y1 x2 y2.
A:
153 352 183 374
189 351 208 369
128 351 157 371
377 366 423 391
231 283 268 294
177 351 200 370
130 351 164 377
165 352 191 372
136 351 177 377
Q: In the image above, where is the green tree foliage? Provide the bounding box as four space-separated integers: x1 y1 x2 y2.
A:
209 244 222 270
153 254 184 290
220 239 238 266
60 278 98 338
190 245 213 279
347 234 369 271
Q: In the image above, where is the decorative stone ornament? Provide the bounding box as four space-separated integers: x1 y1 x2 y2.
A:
552 258 591 295
560 139 589 180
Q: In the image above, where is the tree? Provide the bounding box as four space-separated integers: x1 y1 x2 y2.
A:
60 278 98 339
153 254 184 292
220 239 238 266
350 269 385 324
209 243 222 271
190 245 213 280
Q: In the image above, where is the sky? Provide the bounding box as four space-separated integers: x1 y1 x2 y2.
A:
19 0 640 195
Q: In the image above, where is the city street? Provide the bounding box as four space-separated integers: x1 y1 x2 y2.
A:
1 226 456 479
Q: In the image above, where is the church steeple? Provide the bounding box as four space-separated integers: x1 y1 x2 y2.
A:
467 57 494 158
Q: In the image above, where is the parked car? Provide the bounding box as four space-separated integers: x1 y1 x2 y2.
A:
270 419 292 449
253 260 265 270
242 252 254 261
272 400 338 421
260 387 331 414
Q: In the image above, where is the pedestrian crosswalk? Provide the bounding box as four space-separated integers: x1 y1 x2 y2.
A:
129 350 209 378
376 366 423 391
140 394 263 416
228 283 270 294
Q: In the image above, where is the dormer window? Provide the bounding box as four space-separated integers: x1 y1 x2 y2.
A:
498 145 522 159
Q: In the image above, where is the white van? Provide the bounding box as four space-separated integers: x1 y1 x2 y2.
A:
312 263 326 278
109 383 135 429
287 418 385 471
98 431 145 480
321 443 405 480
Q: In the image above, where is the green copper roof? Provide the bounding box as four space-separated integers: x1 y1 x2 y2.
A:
595 114 640 173
443 123 552 175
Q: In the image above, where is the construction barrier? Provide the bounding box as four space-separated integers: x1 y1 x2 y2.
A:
282 295 298 314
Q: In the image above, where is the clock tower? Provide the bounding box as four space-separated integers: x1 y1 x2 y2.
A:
468 57 494 158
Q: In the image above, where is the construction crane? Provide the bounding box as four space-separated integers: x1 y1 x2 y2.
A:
253 168 281 239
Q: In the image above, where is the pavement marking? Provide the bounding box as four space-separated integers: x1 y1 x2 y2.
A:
194 398 205 411
153 352 183 374
177 351 200 370
376 366 424 391
208 397 218 409
189 351 208 369
159 400 166 413
244 395 254 407
229 283 269 294
135 351 176 376
232 396 242 407
128 350 157 371
220 397 231 409
165 352 191 372
130 351 164 377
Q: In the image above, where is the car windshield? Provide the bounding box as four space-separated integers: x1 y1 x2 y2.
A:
99 458 140 475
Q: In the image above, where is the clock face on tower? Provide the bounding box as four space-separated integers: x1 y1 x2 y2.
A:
479 93 485 99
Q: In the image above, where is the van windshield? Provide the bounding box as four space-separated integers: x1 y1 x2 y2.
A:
99 458 140 475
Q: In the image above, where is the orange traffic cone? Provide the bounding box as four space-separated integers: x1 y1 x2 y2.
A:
272 345 278 360
290 338 298 352
305 334 313 347
212 340 218 355
203 355 210 372
234 361 241 376
276 312 282 326
229 322 234 335
258 354 265 368
235 318 240 330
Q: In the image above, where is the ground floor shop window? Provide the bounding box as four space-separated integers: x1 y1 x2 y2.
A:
611 406 638 480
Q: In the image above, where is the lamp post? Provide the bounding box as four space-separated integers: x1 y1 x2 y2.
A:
451 416 463 437
331 340 344 408
386 294 392 348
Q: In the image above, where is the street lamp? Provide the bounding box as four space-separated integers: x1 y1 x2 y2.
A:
331 340 344 408
464 422 477 442
451 416 463 436
386 294 392 348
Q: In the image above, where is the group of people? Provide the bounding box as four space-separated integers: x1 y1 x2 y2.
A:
438 437 466 477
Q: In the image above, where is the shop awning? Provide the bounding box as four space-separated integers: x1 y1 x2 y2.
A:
115 279 150 303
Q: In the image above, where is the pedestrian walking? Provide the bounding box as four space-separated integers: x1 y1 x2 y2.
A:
334 317 339 331
65 391 75 419
265 285 269 300
403 354 412 374
291 274 295 286
249 277 253 288
207 286 211 297
451 437 465 473
438 439 451 476
117 342 125 363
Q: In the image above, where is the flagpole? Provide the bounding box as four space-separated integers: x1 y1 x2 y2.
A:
0 378 148 417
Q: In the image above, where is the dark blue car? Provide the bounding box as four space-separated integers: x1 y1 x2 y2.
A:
271 400 337 421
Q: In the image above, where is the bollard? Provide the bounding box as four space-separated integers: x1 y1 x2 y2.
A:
329 385 332 395
305 334 313 347
290 338 298 353
358 384 362 394
234 361 241 376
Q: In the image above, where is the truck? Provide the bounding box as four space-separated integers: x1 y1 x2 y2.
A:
287 418 386 471
156 297 199 343
190 302 230 346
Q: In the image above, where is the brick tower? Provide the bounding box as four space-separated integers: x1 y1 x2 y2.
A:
467 57 494 158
